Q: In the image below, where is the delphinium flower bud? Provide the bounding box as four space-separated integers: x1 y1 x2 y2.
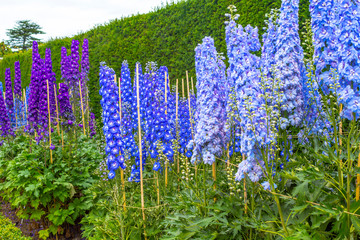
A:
0 90 12 136
99 62 126 179
274 0 306 128
190 36 228 165
5 68 14 124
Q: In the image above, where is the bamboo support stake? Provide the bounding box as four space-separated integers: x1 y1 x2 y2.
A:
186 71 196 176
117 76 126 210
53 85 60 136
136 64 146 232
78 81 86 136
243 154 247 214
165 72 168 187
46 80 53 164
357 151 360 201
191 77 194 93
13 92 18 129
176 79 179 176
23 89 28 125
182 79 185 98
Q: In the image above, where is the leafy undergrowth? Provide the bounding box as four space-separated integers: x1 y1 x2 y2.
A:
0 211 31 240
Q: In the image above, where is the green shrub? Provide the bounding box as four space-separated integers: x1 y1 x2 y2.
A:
0 213 31 240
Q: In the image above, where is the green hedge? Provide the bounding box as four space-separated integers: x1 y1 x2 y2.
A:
0 213 31 240
0 0 310 120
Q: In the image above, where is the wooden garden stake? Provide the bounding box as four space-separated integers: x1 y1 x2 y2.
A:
78 81 86 136
182 78 185 98
186 71 196 176
53 84 60 136
191 77 194 93
357 150 360 201
23 89 28 125
136 64 146 234
176 79 179 176
243 154 247 214
165 71 168 187
117 76 126 210
46 80 53 164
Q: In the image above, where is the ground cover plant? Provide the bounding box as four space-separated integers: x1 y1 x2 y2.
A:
1 0 360 239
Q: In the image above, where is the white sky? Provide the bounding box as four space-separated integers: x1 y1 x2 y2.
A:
0 0 174 42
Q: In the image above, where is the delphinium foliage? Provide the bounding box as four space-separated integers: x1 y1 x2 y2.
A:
190 36 228 165
274 0 306 128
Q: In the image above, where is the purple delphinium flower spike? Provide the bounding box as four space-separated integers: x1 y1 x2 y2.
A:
274 0 306 128
190 36 228 165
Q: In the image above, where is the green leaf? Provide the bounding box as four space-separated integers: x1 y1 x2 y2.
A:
30 209 45 220
351 215 360 232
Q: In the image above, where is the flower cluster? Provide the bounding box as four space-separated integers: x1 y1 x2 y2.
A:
28 41 42 130
0 89 12 137
99 63 126 180
13 61 22 98
5 68 14 124
274 0 306 128
310 0 339 94
89 112 96 137
336 0 360 120
190 36 229 165
58 83 74 124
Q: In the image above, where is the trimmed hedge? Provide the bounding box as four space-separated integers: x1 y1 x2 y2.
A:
0 213 31 240
0 0 310 120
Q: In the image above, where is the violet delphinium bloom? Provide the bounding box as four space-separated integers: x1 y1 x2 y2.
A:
69 40 80 89
61 47 70 83
5 68 14 122
0 90 12 137
28 41 42 130
190 36 228 165
14 61 22 98
89 112 96 137
81 39 90 79
44 49 57 119
275 0 306 128
99 63 126 180
58 83 74 123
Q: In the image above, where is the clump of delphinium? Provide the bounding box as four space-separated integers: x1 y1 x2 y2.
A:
190 36 229 165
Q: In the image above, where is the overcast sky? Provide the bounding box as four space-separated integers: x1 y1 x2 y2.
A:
0 0 174 42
